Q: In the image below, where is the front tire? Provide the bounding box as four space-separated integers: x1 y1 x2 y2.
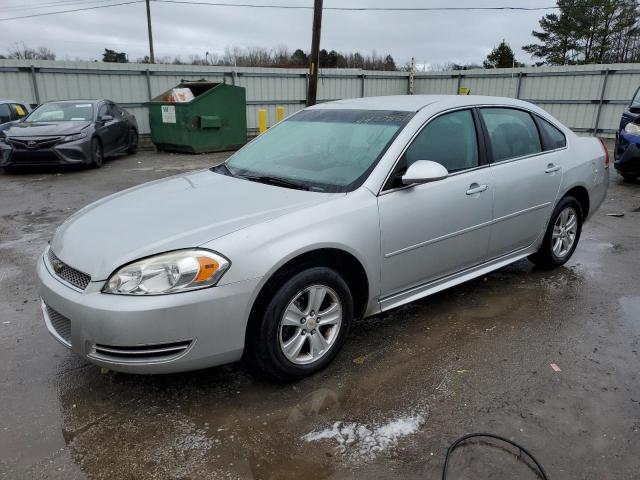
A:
90 138 103 168
529 196 582 269
621 173 637 182
251 267 353 380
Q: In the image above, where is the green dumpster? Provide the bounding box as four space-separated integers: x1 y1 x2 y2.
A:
148 80 247 153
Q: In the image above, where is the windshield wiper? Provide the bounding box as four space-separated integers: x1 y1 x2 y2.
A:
239 174 311 191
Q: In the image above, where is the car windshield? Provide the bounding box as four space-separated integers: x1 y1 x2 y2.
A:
223 109 412 192
27 102 94 122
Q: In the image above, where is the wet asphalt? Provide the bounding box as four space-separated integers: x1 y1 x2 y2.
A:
0 150 639 480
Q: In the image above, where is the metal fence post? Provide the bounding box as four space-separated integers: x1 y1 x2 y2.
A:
231 70 237 85
30 65 40 104
593 69 610 135
145 69 152 100
515 71 523 99
456 72 462 94
361 73 365 97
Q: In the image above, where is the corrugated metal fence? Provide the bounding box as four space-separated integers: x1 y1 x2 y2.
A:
1 59 640 137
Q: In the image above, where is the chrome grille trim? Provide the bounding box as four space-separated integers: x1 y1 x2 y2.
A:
43 304 72 347
90 341 193 363
47 249 91 291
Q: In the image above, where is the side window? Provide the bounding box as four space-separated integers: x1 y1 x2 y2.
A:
11 103 28 120
536 117 566 150
97 104 108 119
0 104 11 124
404 109 479 173
480 108 542 162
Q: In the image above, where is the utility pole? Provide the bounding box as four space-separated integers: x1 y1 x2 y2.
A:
306 0 323 106
145 0 155 64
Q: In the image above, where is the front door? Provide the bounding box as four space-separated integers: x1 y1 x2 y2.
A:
378 109 493 298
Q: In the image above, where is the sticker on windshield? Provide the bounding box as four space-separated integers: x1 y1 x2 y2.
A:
75 104 92 108
71 118 86 121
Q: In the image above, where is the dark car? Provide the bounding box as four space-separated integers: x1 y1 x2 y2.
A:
0 99 138 170
614 87 640 181
0 99 31 132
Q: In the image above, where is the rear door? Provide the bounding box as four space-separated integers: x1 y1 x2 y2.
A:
378 108 493 298
96 102 120 154
108 103 129 148
480 107 564 259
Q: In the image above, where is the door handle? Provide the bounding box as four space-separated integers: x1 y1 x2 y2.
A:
545 163 561 173
466 183 488 195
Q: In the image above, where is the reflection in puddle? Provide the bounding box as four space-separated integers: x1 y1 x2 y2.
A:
303 407 428 461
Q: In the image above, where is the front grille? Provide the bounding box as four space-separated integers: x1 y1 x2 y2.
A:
47 249 91 290
46 305 72 345
8 137 61 150
91 341 192 362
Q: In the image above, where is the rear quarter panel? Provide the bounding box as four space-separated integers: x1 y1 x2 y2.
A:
560 134 609 221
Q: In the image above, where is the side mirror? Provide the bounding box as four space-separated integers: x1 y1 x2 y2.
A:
99 115 113 122
401 160 448 185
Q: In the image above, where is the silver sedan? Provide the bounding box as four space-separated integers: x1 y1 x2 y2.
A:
37 95 609 379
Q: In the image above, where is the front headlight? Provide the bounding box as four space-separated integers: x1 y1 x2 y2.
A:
61 131 88 143
102 249 230 295
624 122 640 135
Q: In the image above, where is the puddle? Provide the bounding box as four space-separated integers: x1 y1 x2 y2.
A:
302 407 428 461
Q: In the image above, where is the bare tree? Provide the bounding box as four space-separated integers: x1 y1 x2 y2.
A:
7 42 56 60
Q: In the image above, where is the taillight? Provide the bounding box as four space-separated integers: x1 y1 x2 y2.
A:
599 138 610 169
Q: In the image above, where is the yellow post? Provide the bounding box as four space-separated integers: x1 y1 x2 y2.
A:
276 106 285 123
258 109 267 134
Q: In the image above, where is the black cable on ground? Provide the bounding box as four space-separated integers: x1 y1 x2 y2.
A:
442 433 549 480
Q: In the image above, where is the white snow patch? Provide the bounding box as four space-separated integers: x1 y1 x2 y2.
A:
302 410 427 460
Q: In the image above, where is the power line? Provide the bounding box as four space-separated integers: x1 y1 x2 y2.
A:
0 1 144 21
0 0 560 21
2 0 119 12
151 1 559 11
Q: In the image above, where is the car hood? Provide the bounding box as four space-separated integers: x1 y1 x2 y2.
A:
51 170 340 281
5 121 91 137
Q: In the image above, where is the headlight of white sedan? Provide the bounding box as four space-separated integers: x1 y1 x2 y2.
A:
103 249 230 295
624 122 640 135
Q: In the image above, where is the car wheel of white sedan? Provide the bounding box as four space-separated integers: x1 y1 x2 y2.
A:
529 196 583 268
252 266 353 379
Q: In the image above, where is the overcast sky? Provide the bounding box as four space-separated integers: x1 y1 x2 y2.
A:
0 0 553 68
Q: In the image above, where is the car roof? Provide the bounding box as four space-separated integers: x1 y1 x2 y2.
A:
0 99 26 104
43 99 105 104
310 94 536 112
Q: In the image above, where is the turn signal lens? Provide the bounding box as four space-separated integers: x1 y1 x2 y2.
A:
102 249 230 295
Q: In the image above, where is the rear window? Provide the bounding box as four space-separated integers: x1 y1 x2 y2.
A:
536 117 566 150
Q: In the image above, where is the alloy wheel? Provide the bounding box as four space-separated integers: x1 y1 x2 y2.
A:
552 206 578 258
279 285 342 365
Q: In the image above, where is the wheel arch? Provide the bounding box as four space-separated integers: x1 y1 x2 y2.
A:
243 247 370 354
561 184 590 220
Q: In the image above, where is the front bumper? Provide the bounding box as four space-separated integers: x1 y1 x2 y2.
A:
614 132 640 175
37 251 260 374
0 139 92 167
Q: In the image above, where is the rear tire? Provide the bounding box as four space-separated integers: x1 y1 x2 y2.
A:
529 196 583 269
250 267 353 380
126 129 138 155
90 138 103 168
